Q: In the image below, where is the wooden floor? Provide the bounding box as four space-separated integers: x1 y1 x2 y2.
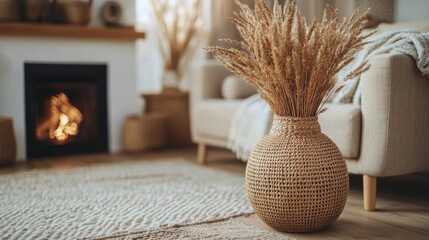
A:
1 147 429 240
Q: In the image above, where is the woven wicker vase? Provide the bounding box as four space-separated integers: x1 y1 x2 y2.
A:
246 115 349 233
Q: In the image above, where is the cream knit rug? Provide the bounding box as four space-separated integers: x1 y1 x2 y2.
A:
91 218 295 240
0 159 254 239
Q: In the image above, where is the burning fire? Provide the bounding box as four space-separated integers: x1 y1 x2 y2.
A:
36 93 83 141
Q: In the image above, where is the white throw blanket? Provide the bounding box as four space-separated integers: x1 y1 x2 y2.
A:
333 30 429 104
229 31 429 161
228 94 272 161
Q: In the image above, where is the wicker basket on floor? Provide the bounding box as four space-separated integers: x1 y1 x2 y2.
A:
0 117 17 165
0 0 20 22
123 113 169 152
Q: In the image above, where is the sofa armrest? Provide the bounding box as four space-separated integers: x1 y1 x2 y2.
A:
190 60 230 106
353 53 429 176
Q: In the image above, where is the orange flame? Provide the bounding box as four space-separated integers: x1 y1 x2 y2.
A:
36 93 83 141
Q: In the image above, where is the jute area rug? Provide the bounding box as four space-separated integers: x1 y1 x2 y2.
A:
0 159 292 239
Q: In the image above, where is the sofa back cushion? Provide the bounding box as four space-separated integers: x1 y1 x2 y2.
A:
221 75 257 99
378 21 429 33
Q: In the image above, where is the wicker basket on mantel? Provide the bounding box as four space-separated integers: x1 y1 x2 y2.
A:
0 117 17 166
56 0 93 25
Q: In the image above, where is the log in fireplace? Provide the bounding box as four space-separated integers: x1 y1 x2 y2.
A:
24 63 108 159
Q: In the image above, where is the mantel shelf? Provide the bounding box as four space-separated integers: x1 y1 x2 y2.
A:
0 23 145 40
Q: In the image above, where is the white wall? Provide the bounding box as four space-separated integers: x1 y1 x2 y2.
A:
0 37 140 160
394 0 429 22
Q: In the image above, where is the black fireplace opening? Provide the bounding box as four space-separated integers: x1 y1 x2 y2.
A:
25 63 108 159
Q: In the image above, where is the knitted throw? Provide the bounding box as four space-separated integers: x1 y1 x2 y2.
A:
332 30 429 104
228 94 272 161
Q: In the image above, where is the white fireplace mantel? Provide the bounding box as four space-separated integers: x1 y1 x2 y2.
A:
0 34 143 160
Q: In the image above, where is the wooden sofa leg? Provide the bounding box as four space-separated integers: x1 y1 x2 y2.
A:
197 143 207 165
363 175 377 211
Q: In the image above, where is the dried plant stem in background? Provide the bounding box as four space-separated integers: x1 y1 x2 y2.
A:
152 0 202 79
206 0 373 117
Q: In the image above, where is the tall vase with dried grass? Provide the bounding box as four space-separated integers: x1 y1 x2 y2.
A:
206 0 372 233
152 0 202 91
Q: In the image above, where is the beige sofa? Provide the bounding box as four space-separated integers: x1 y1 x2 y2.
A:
190 21 429 211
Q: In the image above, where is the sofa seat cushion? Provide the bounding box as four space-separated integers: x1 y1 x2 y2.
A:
194 99 241 141
194 100 361 159
319 103 361 159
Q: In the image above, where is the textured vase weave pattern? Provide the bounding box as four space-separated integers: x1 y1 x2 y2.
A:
246 115 349 232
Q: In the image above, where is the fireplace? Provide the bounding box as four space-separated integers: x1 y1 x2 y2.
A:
25 63 108 159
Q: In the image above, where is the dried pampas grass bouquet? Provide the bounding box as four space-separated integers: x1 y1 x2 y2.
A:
206 0 372 117
152 0 202 87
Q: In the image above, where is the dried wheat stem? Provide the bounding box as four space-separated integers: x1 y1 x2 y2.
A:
206 0 371 117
